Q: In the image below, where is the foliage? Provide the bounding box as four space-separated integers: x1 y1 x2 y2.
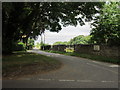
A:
27 38 34 46
53 41 68 45
13 42 26 51
35 42 50 49
35 42 41 49
40 42 51 50
18 42 26 48
40 42 48 46
53 35 92 45
69 35 92 45
91 2 120 46
2 2 104 53
27 38 34 50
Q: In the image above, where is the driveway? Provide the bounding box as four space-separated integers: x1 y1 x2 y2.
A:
3 49 119 88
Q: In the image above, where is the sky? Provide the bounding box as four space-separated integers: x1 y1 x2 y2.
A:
35 22 92 45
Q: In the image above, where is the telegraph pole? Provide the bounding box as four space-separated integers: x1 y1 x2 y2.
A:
40 34 43 50
43 31 45 48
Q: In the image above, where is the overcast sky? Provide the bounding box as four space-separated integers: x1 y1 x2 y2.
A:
35 22 92 45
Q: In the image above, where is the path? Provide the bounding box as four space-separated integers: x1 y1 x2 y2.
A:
3 49 119 88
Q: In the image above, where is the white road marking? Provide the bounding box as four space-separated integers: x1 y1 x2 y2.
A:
46 55 54 57
86 63 118 74
92 61 119 68
77 80 93 82
92 61 108 65
25 78 117 83
37 78 117 83
59 80 75 82
92 61 101 63
46 54 62 57
109 65 119 68
38 79 51 81
101 81 115 83
54 54 61 56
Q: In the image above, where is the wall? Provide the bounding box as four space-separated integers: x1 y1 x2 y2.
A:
49 44 120 58
99 45 120 58
75 44 120 58
74 44 93 54
51 45 67 52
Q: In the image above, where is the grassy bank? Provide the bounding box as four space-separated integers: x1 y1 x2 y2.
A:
45 50 119 64
3 51 62 79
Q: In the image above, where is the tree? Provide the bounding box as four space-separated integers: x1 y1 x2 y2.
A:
53 41 68 45
35 42 40 49
53 35 91 45
90 2 120 46
69 35 91 45
2 2 104 53
27 38 34 50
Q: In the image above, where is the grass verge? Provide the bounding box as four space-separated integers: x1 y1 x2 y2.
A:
45 50 119 64
3 51 62 79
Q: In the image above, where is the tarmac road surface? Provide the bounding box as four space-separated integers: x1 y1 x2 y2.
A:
3 49 119 88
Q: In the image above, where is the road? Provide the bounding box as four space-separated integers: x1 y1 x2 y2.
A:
3 49 119 88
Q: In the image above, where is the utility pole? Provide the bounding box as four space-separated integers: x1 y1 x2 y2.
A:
41 30 45 50
43 32 45 50
41 34 43 50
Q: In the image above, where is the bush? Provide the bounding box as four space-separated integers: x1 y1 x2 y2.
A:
14 42 26 51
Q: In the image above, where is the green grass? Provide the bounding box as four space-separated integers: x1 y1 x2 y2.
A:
45 50 119 64
3 51 62 79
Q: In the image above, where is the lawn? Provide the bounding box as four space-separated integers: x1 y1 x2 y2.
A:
45 50 119 64
3 51 62 80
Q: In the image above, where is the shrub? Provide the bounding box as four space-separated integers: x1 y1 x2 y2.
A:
14 42 26 51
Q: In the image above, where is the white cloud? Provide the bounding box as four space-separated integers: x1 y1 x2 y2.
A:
35 22 92 45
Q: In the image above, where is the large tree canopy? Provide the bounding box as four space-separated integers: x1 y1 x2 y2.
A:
2 2 104 53
69 35 91 45
90 2 120 46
